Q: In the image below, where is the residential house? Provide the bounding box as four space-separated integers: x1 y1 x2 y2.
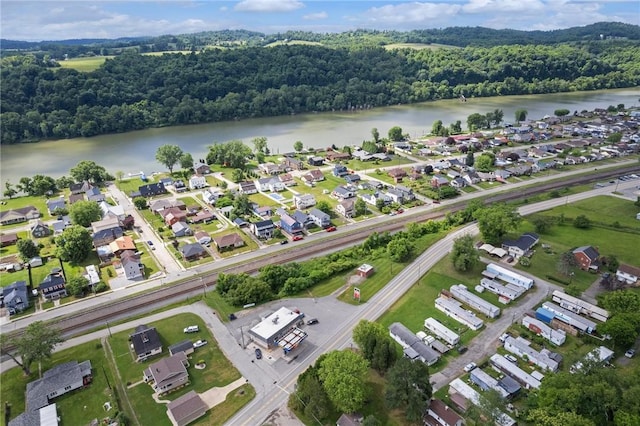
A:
172 221 192 237
616 264 640 285
180 243 207 261
253 205 272 218
258 162 284 175
169 341 195 357
431 175 450 188
143 352 189 393
446 170 461 179
69 181 93 194
280 213 303 235
194 231 211 246
332 164 349 177
506 165 533 176
476 171 496 182
337 413 364 426
109 235 136 256
345 174 361 184
336 199 355 218
149 199 186 213
39 270 67 300
257 177 285 192
92 227 123 248
3 281 29 314
194 162 211 175
293 194 316 209
307 169 325 182
20 360 92 413
130 324 162 362
0 206 40 225
450 177 466 189
386 188 406 204
389 322 439 366
238 181 258 195
325 151 351 162
84 265 100 287
388 168 407 183
162 207 188 226
188 175 207 190
137 183 167 197
395 185 415 201
360 192 391 206
86 187 105 203
251 219 275 239
573 246 600 271
502 233 539 259
425 399 464 426
308 156 324 166
46 198 66 215
68 193 85 204
292 210 315 228
121 251 144 280
0 232 18 246
432 160 451 171
309 208 331 228
99 201 125 220
167 391 208 426
278 173 296 187
463 171 480 185
332 186 355 200
213 233 245 251
202 190 220 205
494 169 511 182
190 210 215 224
233 217 248 228
283 157 305 171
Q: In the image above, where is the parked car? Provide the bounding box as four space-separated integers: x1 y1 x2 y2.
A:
228 313 237 321
280 240 289 245
193 340 208 348
183 325 199 333
499 333 511 343
464 362 477 372
457 346 468 354
324 226 336 232
292 235 303 241
625 349 635 358
255 348 262 359
505 354 518 363
147 240 153 245
307 318 319 325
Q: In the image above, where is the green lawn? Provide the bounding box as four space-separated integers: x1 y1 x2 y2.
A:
1 341 120 426
192 384 255 426
109 313 245 426
343 155 414 172
58 56 111 72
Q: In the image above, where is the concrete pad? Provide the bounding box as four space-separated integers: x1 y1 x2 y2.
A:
199 376 247 408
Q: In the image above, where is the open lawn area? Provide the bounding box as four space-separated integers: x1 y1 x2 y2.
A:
192 384 255 426
58 56 111 72
109 313 245 426
1 341 120 426
343 155 414 172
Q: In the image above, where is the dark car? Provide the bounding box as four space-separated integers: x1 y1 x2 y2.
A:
457 346 468 354
228 313 237 321
307 318 319 325
255 348 262 359
280 240 288 245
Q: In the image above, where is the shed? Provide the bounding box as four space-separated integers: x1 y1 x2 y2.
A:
356 264 374 278
169 340 195 356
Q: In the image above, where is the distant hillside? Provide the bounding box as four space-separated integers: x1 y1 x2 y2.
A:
1 22 638 59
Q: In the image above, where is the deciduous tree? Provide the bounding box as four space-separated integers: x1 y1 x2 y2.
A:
387 237 413 262
66 276 89 297
385 357 432 422
56 225 93 263
473 203 521 245
156 144 184 174
17 239 39 262
388 126 403 141
133 197 148 210
451 234 479 272
180 152 194 170
293 140 304 152
3 181 17 199
69 200 102 227
70 160 111 184
318 350 369 414
2 321 64 376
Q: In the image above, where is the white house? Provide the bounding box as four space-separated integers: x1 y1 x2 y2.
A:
188 174 208 190
616 264 640 285
293 194 316 209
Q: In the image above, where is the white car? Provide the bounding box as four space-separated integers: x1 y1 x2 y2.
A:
463 362 477 372
625 349 635 358
505 354 518 363
193 340 208 348
183 325 199 333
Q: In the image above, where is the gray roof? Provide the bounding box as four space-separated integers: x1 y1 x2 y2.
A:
308 208 329 220
253 219 274 230
26 360 91 410
180 243 205 258
168 390 207 426
169 340 194 356
3 281 29 310
130 325 162 357
573 245 599 260
502 232 539 251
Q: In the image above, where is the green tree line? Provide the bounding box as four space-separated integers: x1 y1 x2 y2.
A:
2 41 639 144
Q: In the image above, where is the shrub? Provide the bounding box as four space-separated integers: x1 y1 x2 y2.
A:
95 282 109 293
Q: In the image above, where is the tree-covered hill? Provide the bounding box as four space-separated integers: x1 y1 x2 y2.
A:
2 40 639 144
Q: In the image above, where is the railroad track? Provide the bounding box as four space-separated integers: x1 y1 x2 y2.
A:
3 164 638 348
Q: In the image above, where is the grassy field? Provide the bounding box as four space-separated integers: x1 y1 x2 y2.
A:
344 155 414 172
58 56 111 72
384 42 459 50
1 341 120 426
109 313 245 425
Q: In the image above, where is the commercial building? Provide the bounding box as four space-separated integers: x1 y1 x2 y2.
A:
450 284 501 318
522 314 567 346
503 336 561 372
435 296 484 331
248 307 305 350
424 317 460 345
490 354 542 390
485 263 534 290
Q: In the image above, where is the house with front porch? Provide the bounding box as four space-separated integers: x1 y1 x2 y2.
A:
188 174 208 190
309 208 331 228
280 213 304 235
293 194 316 209
31 221 51 238
0 206 40 225
213 233 245 251
121 251 144 280
337 199 355 218
332 186 355 200
251 220 275 239
39 270 67 300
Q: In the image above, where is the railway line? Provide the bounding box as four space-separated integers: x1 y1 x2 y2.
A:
2 164 638 348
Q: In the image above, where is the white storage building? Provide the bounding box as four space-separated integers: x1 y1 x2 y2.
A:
542 302 597 334
522 314 566 345
450 284 501 318
503 336 561 372
490 354 542 389
485 263 534 290
435 297 484 331
424 317 460 345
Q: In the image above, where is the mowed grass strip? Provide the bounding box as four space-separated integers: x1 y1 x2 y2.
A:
57 56 112 72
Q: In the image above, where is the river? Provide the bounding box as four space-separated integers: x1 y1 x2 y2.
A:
1 88 638 185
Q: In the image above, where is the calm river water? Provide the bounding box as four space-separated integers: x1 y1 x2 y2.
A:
1 88 638 185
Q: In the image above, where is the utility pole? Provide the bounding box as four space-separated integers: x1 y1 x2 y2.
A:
105 321 112 338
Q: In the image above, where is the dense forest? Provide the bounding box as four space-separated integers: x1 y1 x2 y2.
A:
1 24 639 144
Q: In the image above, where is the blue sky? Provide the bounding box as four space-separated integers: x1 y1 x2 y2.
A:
1 0 639 41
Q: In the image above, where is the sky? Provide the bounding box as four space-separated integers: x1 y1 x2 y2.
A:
1 0 639 41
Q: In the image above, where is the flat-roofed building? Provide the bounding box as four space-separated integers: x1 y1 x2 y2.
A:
435 297 484 331
450 284 501 318
249 307 304 349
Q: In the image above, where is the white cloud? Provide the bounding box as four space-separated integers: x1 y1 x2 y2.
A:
303 11 328 20
462 0 545 14
234 0 304 12
363 2 462 25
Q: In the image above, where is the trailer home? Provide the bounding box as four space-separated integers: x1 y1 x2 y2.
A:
490 354 542 390
424 317 460 345
522 314 566 346
541 302 597 334
485 263 534 290
450 284 501 318
435 297 484 331
551 290 609 322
